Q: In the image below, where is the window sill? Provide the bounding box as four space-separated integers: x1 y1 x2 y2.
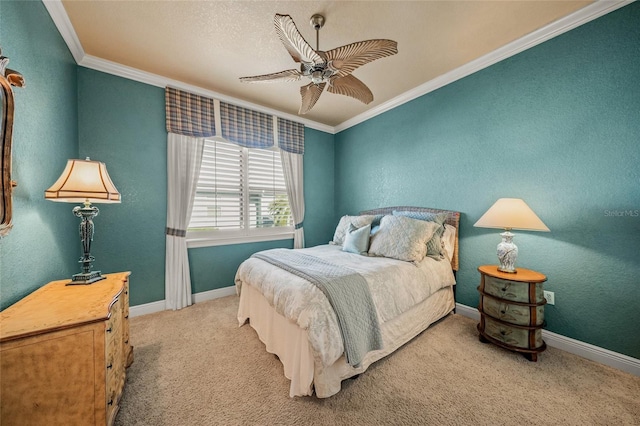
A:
187 232 294 248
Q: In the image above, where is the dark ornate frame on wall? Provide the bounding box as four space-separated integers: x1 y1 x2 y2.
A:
1 49 25 237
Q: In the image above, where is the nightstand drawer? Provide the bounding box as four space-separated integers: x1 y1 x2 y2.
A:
481 295 544 326
483 317 543 350
484 275 544 303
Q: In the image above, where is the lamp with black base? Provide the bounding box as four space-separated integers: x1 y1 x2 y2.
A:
45 158 120 285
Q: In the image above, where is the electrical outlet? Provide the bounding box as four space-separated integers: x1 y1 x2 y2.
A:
544 290 555 305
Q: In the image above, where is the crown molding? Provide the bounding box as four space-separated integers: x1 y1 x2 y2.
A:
41 0 333 133
333 0 633 133
78 55 335 134
43 0 632 135
42 0 85 64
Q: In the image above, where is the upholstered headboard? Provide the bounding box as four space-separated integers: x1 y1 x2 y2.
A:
360 206 461 271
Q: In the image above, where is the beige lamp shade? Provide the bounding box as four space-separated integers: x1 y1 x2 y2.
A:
45 158 121 203
474 198 549 232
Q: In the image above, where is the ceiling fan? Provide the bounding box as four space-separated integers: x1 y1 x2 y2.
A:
240 14 398 115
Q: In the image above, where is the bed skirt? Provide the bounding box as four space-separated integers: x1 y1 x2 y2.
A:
237 284 455 398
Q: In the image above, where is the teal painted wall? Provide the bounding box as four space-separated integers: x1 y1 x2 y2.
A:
302 127 335 248
77 68 167 306
77 69 337 304
0 1 78 309
335 3 640 358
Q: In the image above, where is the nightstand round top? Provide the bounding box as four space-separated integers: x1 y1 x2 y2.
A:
478 265 547 283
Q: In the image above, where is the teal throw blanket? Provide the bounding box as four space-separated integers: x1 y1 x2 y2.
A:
252 249 383 367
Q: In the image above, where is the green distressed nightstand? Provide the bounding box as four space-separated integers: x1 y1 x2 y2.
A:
477 265 548 361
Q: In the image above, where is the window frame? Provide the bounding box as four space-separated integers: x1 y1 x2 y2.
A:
186 137 294 248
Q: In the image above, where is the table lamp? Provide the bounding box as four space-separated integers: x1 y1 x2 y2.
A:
45 158 120 284
474 198 549 273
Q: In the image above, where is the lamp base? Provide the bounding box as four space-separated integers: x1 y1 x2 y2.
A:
496 231 518 274
66 271 105 285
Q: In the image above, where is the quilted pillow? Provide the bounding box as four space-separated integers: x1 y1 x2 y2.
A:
368 215 440 263
331 215 376 246
342 224 371 255
393 211 448 259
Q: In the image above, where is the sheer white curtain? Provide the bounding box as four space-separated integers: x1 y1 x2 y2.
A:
281 150 305 249
165 133 204 310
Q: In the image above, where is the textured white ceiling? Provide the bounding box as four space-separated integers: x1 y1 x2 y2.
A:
61 0 593 127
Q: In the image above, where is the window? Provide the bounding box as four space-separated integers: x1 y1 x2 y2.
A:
187 138 293 247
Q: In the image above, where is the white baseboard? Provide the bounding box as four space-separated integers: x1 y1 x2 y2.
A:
129 285 236 318
456 303 640 377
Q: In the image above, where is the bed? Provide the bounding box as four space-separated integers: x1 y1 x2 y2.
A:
235 206 460 398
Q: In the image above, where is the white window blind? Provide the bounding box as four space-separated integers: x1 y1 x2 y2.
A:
188 139 293 245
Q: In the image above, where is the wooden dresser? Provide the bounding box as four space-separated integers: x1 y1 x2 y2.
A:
477 265 547 361
0 272 133 425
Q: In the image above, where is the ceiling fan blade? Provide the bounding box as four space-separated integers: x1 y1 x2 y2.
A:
328 75 373 105
240 69 302 83
299 82 326 115
275 14 324 65
325 39 398 77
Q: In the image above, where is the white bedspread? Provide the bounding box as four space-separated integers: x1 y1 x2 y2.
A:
235 244 456 367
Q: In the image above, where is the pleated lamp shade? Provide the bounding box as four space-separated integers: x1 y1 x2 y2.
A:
45 158 121 203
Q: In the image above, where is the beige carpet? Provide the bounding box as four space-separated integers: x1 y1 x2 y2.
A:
115 296 640 426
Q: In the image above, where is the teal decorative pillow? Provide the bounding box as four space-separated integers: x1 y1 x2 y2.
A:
342 224 372 255
393 211 448 259
332 215 376 245
368 215 440 263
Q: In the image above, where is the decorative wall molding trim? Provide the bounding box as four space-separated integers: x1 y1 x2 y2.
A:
42 0 85 64
79 56 335 134
334 0 633 132
41 2 332 133
44 0 631 135
455 303 640 377
128 300 165 318
129 285 237 318
132 297 639 376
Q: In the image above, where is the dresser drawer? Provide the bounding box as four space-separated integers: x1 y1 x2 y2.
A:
484 275 544 303
105 295 125 423
481 295 544 326
0 272 132 426
483 317 543 350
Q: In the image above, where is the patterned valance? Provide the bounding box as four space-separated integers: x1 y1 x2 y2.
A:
220 102 273 149
165 87 216 137
165 87 304 154
278 118 304 154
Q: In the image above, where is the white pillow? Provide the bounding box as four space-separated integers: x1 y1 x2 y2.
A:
442 224 457 262
368 215 440 263
342 224 371 255
331 215 376 246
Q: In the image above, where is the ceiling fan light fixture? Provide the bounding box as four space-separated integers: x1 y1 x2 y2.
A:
311 70 324 84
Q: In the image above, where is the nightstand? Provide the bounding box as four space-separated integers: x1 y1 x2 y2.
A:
477 265 547 361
